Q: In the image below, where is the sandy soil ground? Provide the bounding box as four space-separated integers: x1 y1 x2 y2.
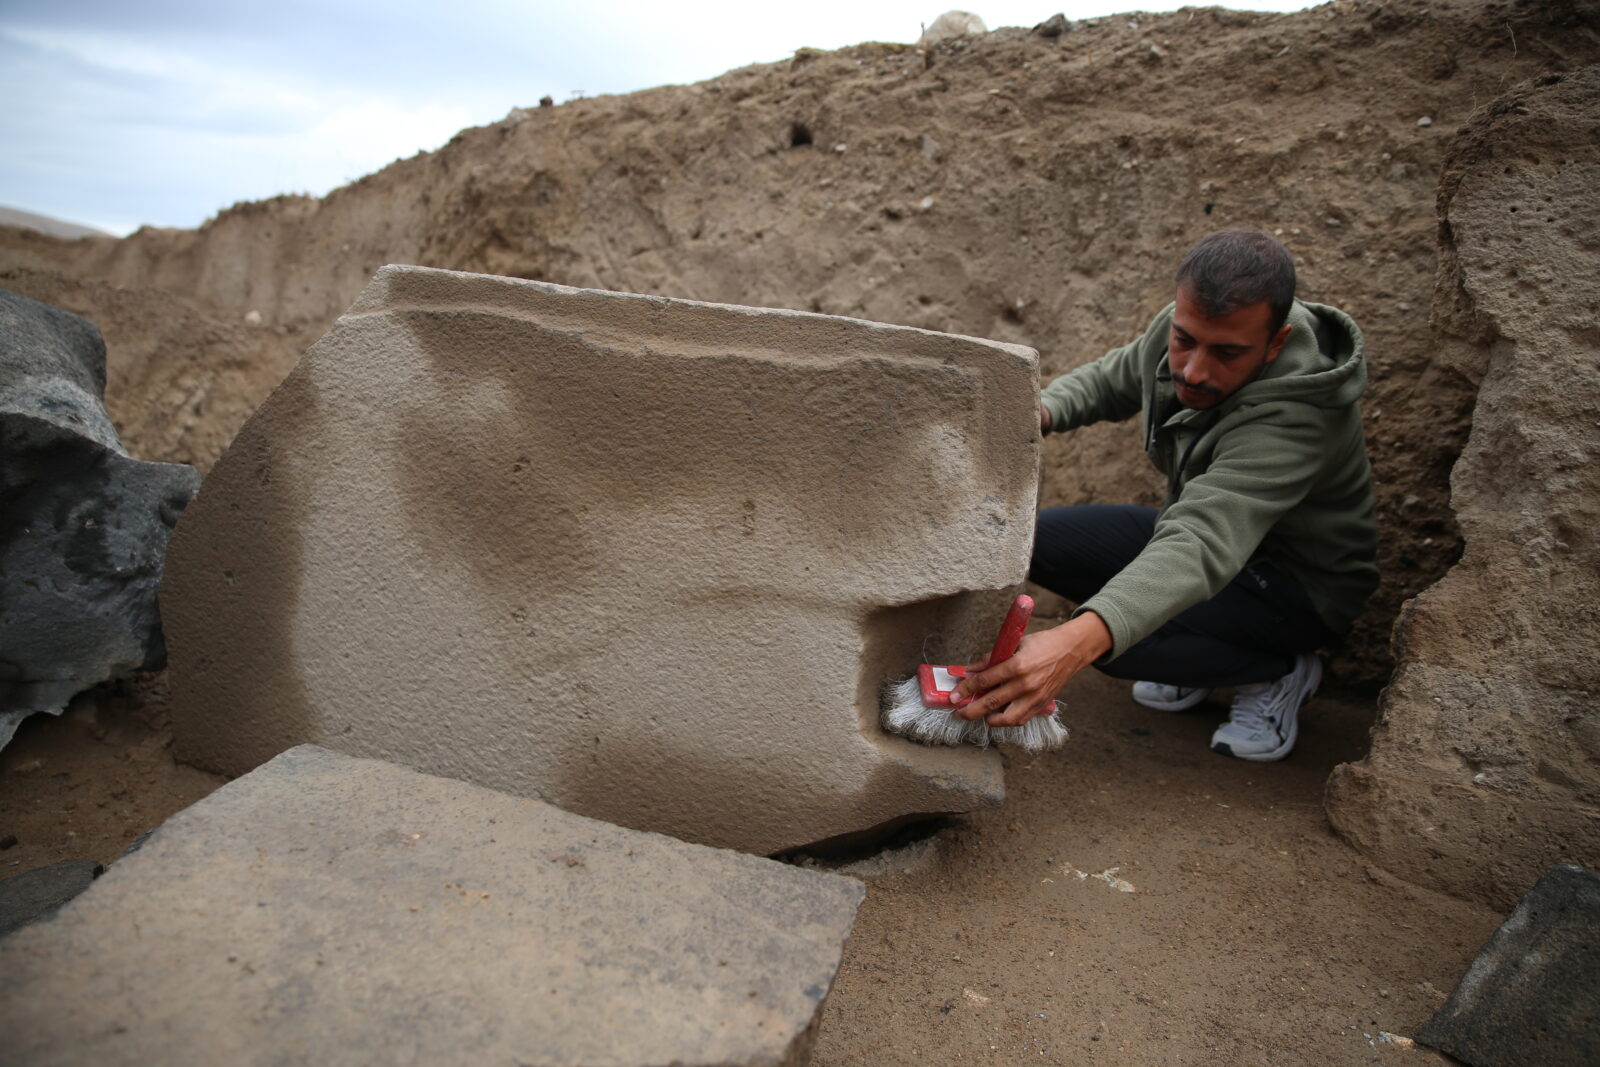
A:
1 658 1497 1065
810 662 1498 1064
0 674 222 875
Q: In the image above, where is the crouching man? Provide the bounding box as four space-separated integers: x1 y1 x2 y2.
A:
953 228 1378 761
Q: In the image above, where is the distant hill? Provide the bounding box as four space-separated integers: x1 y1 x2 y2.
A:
0 205 110 240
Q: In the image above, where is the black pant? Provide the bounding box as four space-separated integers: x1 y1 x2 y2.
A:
1028 505 1338 689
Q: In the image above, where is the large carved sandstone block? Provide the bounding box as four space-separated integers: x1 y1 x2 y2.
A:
1327 68 1600 908
164 266 1040 853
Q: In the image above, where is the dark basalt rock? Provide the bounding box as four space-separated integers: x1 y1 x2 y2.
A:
0 288 200 745
1420 865 1600 1067
0 859 104 939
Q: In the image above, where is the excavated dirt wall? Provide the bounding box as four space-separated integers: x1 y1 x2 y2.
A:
7 0 1598 688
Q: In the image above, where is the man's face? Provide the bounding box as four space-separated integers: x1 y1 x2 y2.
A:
1167 286 1291 409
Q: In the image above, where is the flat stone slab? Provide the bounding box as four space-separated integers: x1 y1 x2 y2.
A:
164 266 1039 853
0 745 866 1066
1419 864 1600 1067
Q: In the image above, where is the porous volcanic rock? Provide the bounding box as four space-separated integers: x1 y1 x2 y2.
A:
0 289 199 744
1327 68 1600 909
0 745 866 1066
163 266 1038 854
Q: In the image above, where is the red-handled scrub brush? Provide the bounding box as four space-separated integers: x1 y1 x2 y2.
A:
881 593 1069 752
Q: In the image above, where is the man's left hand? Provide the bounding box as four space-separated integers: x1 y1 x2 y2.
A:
950 612 1113 727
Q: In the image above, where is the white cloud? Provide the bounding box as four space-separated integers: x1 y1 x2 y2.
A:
1 24 477 230
298 98 475 184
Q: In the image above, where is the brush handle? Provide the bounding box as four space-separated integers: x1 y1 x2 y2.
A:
945 594 1036 711
986 594 1034 666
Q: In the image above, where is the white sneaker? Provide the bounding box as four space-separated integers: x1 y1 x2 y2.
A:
1209 653 1322 761
1131 681 1211 712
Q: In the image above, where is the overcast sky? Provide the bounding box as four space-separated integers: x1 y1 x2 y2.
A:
2 0 1309 235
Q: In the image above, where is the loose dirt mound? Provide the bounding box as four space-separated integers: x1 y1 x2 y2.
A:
4 0 1596 688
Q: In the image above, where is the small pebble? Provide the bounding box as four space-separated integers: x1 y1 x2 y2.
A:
1417 116 1433 127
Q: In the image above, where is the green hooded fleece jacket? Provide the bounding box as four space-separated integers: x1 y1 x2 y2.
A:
1039 299 1379 660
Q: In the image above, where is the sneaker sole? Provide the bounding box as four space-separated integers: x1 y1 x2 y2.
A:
1211 656 1321 762
1132 687 1212 713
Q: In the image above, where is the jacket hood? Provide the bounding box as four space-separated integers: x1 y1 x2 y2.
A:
1231 300 1367 411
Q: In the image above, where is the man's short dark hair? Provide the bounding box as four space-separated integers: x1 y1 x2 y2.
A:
1174 229 1297 336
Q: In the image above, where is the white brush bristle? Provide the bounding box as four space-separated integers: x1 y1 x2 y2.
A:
988 713 1070 752
881 677 1070 753
881 677 975 746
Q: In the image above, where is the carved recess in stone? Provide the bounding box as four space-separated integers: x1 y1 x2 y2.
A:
1327 68 1600 908
164 266 1040 853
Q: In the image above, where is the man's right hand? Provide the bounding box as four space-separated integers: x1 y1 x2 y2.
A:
1039 403 1052 434
949 612 1113 727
